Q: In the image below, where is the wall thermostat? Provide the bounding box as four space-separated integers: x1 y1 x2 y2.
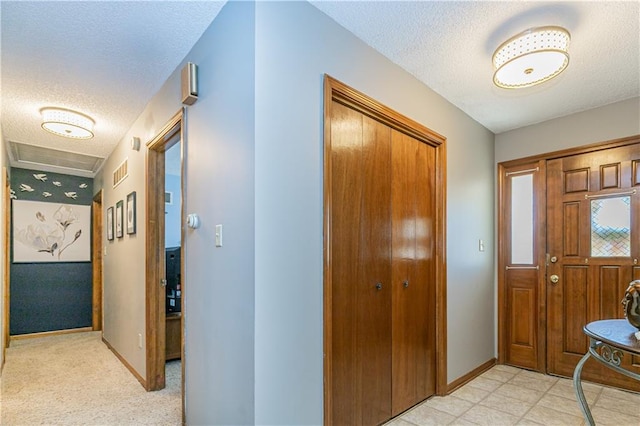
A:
186 213 200 229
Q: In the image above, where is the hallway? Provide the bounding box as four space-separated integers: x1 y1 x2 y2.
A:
0 331 180 425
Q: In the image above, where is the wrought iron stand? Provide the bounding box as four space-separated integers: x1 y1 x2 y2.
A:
573 319 640 426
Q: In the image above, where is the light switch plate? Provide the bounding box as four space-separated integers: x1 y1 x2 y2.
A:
215 224 223 247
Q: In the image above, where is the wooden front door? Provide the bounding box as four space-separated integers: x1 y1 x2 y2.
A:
546 143 640 390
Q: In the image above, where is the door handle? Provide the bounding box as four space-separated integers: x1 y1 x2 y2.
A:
403 280 409 288
550 275 559 284
161 278 167 287
375 283 382 291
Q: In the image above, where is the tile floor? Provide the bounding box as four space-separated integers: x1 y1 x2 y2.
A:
385 365 640 426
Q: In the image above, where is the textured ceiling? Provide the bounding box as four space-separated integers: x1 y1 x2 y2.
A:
1 1 225 174
1 1 639 177
311 1 640 134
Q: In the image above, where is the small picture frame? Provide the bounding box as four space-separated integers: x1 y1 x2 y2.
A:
106 206 114 241
126 191 137 235
115 200 124 238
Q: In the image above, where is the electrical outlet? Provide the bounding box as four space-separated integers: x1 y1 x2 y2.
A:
138 333 143 349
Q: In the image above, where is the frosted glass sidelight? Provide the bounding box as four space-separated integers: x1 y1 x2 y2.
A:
511 174 534 264
591 197 631 257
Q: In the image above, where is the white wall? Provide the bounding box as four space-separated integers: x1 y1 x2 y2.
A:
495 97 640 162
164 174 181 248
94 109 156 377
254 2 495 423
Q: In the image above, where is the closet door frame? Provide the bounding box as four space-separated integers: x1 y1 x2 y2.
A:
323 75 447 423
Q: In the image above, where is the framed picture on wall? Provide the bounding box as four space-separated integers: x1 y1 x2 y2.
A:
107 206 114 241
12 200 91 263
126 191 136 235
115 200 124 238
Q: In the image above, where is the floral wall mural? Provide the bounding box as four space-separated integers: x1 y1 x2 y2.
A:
10 168 94 335
13 201 90 262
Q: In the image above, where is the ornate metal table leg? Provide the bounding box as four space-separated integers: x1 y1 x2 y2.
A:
573 351 595 426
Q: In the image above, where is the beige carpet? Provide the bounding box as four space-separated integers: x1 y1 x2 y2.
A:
0 331 181 425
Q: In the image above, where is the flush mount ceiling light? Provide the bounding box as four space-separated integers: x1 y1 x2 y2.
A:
492 26 570 89
40 107 95 139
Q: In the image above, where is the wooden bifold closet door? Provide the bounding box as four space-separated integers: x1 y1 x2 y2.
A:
327 99 436 425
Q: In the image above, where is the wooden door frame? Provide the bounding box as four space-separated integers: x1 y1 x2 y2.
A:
3 168 10 363
323 75 448 422
497 134 640 369
145 109 185 395
92 190 103 331
496 160 547 371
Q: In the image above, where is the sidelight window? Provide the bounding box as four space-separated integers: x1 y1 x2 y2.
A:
510 173 534 264
590 196 631 257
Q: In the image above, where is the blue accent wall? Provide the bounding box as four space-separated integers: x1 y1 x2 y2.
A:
10 168 93 335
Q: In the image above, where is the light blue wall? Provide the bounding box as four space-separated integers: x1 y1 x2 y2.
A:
101 1 496 423
495 97 640 162
254 2 495 423
97 2 256 423
164 174 181 248
179 2 256 424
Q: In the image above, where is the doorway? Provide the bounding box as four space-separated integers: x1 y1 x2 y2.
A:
145 109 185 417
498 135 640 391
3 167 10 360
92 190 103 331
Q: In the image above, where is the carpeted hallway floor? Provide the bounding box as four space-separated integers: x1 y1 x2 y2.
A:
0 331 181 425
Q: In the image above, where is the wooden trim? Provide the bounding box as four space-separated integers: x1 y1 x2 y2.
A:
322 76 333 423
326 76 446 148
11 327 93 340
499 135 640 168
534 160 547 373
497 163 506 365
103 336 146 388
145 109 183 392
179 112 187 426
435 138 448 396
323 74 448 419
147 111 182 150
446 358 496 394
92 190 103 331
497 161 546 372
3 168 10 356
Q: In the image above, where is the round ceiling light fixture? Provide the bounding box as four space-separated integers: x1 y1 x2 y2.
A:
40 107 95 139
492 26 570 89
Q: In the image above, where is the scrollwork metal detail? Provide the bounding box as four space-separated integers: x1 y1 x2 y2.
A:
600 344 623 366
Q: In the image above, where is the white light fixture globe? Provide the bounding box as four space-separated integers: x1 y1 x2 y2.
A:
41 107 95 139
493 26 570 89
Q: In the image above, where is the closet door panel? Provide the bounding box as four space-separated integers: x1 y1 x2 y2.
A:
392 132 436 415
358 116 392 425
415 140 437 400
391 131 418 415
329 102 365 424
329 102 392 425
